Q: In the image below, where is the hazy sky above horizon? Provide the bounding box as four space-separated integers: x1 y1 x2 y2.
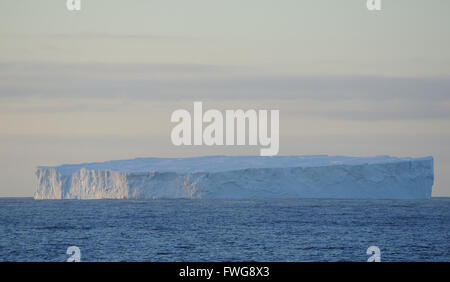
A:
1 0 449 196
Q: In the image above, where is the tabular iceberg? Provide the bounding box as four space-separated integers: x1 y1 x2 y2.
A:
35 155 434 200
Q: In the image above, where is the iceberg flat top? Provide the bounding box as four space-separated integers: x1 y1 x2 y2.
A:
38 155 433 175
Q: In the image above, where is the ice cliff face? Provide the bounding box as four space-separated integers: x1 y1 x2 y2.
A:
35 155 434 200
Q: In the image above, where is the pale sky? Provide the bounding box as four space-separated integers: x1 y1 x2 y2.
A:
0 0 449 196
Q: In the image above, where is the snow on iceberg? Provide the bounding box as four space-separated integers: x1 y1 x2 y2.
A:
34 155 434 200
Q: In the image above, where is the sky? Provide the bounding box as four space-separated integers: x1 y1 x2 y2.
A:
0 0 449 196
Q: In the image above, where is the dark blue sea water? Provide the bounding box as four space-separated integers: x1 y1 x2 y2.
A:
0 198 448 262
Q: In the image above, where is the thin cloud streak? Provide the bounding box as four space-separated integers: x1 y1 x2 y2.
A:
1 62 449 101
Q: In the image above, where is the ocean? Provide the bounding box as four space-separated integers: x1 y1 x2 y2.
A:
0 197 448 262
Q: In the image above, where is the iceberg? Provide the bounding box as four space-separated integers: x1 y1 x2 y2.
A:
34 155 434 200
